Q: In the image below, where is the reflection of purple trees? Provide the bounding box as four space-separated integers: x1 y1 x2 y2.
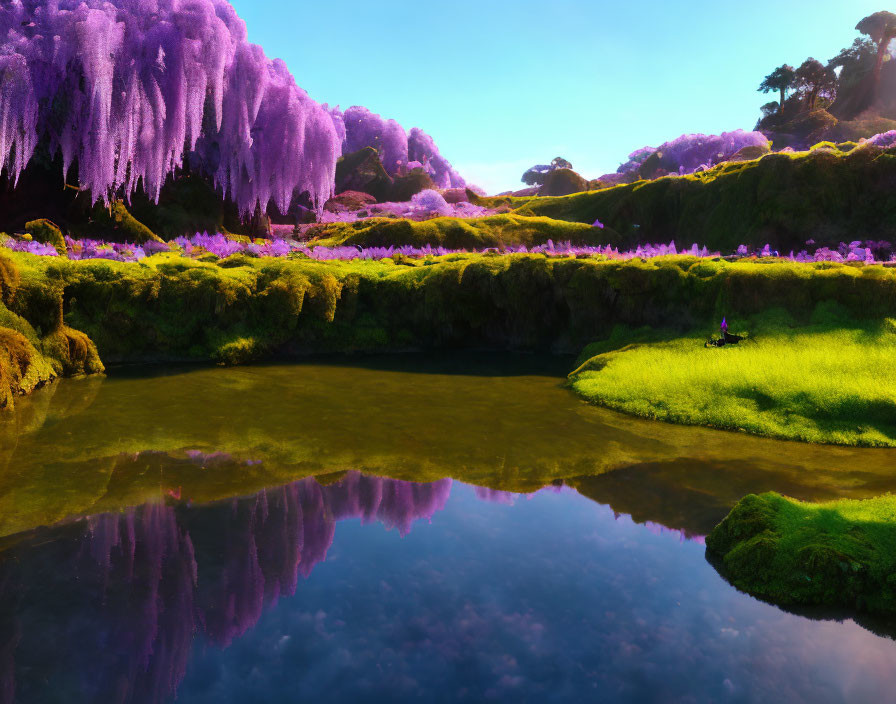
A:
474 487 519 505
329 472 451 536
0 471 452 704
86 503 198 704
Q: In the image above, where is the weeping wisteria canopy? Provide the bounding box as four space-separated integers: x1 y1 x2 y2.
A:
328 105 465 189
0 0 341 215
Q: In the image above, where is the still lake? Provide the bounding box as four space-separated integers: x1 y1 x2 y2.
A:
1 354 895 703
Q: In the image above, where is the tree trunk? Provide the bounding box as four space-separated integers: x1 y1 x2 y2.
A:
779 87 785 111
873 40 887 97
248 203 271 238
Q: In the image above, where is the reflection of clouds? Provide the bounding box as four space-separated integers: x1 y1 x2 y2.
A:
4 480 896 704
174 491 896 704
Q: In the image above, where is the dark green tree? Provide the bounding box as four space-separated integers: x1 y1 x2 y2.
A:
856 11 896 95
758 65 796 112
828 37 876 75
521 157 573 186
521 165 551 186
759 101 779 119
795 58 837 109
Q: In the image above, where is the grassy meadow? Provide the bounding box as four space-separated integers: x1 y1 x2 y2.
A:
570 313 896 446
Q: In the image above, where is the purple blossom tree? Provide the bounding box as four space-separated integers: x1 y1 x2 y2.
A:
341 105 408 175
0 0 341 216
408 127 465 189
615 130 770 177
332 105 466 188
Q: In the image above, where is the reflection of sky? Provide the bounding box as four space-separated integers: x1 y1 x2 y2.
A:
176 484 896 704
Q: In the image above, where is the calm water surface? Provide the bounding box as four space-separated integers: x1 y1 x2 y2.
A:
2 354 896 703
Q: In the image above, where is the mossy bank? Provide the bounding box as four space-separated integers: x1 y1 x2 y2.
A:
469 142 896 254
707 492 896 619
0 250 103 409
6 247 896 444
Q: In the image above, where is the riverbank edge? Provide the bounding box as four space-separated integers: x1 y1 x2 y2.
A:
707 492 896 619
5 249 896 409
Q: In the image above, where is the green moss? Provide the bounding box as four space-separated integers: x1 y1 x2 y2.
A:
72 201 164 244
40 324 104 376
0 310 93 410
25 219 66 254
9 250 896 432
0 249 20 306
707 492 896 616
0 250 103 406
0 326 39 409
107 201 163 244
309 214 608 249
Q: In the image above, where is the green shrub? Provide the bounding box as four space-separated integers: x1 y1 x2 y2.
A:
25 218 66 254
539 168 589 197
389 168 435 202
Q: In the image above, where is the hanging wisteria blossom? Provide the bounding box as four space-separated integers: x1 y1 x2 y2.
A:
329 104 465 188
0 0 341 216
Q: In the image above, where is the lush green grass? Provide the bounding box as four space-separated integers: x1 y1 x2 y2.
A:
307 213 607 249
570 313 896 447
707 492 896 616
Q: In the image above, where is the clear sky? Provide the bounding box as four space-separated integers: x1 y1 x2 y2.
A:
230 0 887 193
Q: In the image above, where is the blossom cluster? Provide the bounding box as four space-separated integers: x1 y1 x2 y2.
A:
0 0 339 216
319 189 491 223
327 106 465 188
4 233 895 265
737 240 892 263
615 130 770 177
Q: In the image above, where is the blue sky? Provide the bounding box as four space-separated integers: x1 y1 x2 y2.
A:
231 0 887 193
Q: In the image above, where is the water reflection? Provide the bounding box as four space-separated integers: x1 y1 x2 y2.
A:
0 472 450 704
2 473 896 704
3 357 896 701
3 356 896 539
